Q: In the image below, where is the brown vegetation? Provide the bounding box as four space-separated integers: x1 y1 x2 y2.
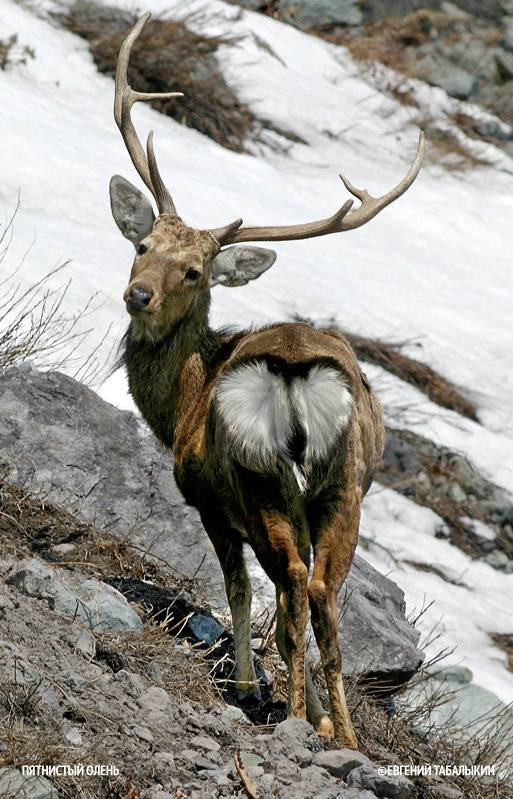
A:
59 1 257 153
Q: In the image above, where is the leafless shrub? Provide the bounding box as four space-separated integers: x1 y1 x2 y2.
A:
0 204 112 383
59 0 258 152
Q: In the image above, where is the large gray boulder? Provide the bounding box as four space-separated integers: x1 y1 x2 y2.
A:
0 365 423 686
276 0 363 29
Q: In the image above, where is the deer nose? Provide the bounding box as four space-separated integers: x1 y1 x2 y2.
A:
126 285 153 312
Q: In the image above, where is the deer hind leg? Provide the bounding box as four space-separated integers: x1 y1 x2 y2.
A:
245 507 309 719
200 510 259 700
275 585 328 733
307 489 361 749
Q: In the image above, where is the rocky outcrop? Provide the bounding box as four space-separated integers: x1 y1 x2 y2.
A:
0 364 424 687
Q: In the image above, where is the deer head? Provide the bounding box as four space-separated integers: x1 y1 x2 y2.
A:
109 13 425 341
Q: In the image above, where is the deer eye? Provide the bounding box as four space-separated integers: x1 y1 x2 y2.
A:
185 267 201 282
137 242 148 256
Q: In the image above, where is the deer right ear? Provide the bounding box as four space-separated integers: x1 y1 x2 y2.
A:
109 175 155 247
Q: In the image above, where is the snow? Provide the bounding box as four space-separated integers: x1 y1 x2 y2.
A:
1 0 513 704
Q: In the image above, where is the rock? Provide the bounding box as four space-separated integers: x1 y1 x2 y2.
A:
187 613 224 646
219 703 252 725
50 542 75 555
74 629 96 659
402 669 513 756
237 751 264 769
502 15 513 50
271 717 319 748
190 735 221 753
339 555 424 687
277 0 362 29
414 52 478 99
435 665 473 684
0 768 58 798
137 686 171 712
347 764 413 798
383 434 420 478
130 724 154 743
181 749 218 770
64 727 83 746
484 549 513 571
0 367 423 685
429 783 464 799
6 559 142 632
152 752 176 782
313 748 373 778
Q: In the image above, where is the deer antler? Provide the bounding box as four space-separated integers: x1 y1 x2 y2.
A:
114 12 182 215
209 131 425 244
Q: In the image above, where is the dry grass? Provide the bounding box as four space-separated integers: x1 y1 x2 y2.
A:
59 0 258 153
345 670 513 799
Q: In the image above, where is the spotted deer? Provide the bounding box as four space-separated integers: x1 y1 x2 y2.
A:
109 13 424 748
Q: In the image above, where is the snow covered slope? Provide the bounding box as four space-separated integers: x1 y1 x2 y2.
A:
1 0 513 703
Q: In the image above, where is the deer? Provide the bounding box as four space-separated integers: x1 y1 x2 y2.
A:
108 13 424 749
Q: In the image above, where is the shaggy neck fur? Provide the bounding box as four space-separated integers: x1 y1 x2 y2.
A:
122 292 224 447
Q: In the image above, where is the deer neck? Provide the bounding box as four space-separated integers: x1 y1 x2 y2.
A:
122 292 218 447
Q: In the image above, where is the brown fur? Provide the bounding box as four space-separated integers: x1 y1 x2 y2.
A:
120 216 384 748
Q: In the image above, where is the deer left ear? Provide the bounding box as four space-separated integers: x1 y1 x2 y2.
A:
210 246 277 288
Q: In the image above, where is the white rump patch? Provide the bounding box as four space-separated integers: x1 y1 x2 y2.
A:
216 361 352 490
290 364 353 461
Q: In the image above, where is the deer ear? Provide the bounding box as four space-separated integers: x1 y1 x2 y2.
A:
109 175 155 247
210 246 277 288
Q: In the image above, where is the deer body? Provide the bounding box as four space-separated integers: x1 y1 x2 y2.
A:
108 14 423 748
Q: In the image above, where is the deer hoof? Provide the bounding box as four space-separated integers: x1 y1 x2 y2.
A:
236 683 262 702
316 716 335 741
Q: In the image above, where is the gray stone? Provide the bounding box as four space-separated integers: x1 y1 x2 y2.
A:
181 749 218 770
0 768 58 798
237 751 263 769
502 15 513 50
152 751 176 781
277 0 362 29
415 52 478 98
50 542 75 555
347 764 413 798
430 783 464 799
339 555 424 686
74 628 96 659
219 703 252 725
383 434 420 478
313 748 373 778
137 686 171 712
496 48 513 78
272 717 318 747
0 367 424 685
6 559 142 633
130 724 154 743
402 671 513 756
64 727 83 746
187 613 224 646
190 735 221 753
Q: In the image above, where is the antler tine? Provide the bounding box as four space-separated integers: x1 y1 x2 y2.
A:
114 12 183 213
338 130 425 230
211 130 425 245
147 132 176 215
